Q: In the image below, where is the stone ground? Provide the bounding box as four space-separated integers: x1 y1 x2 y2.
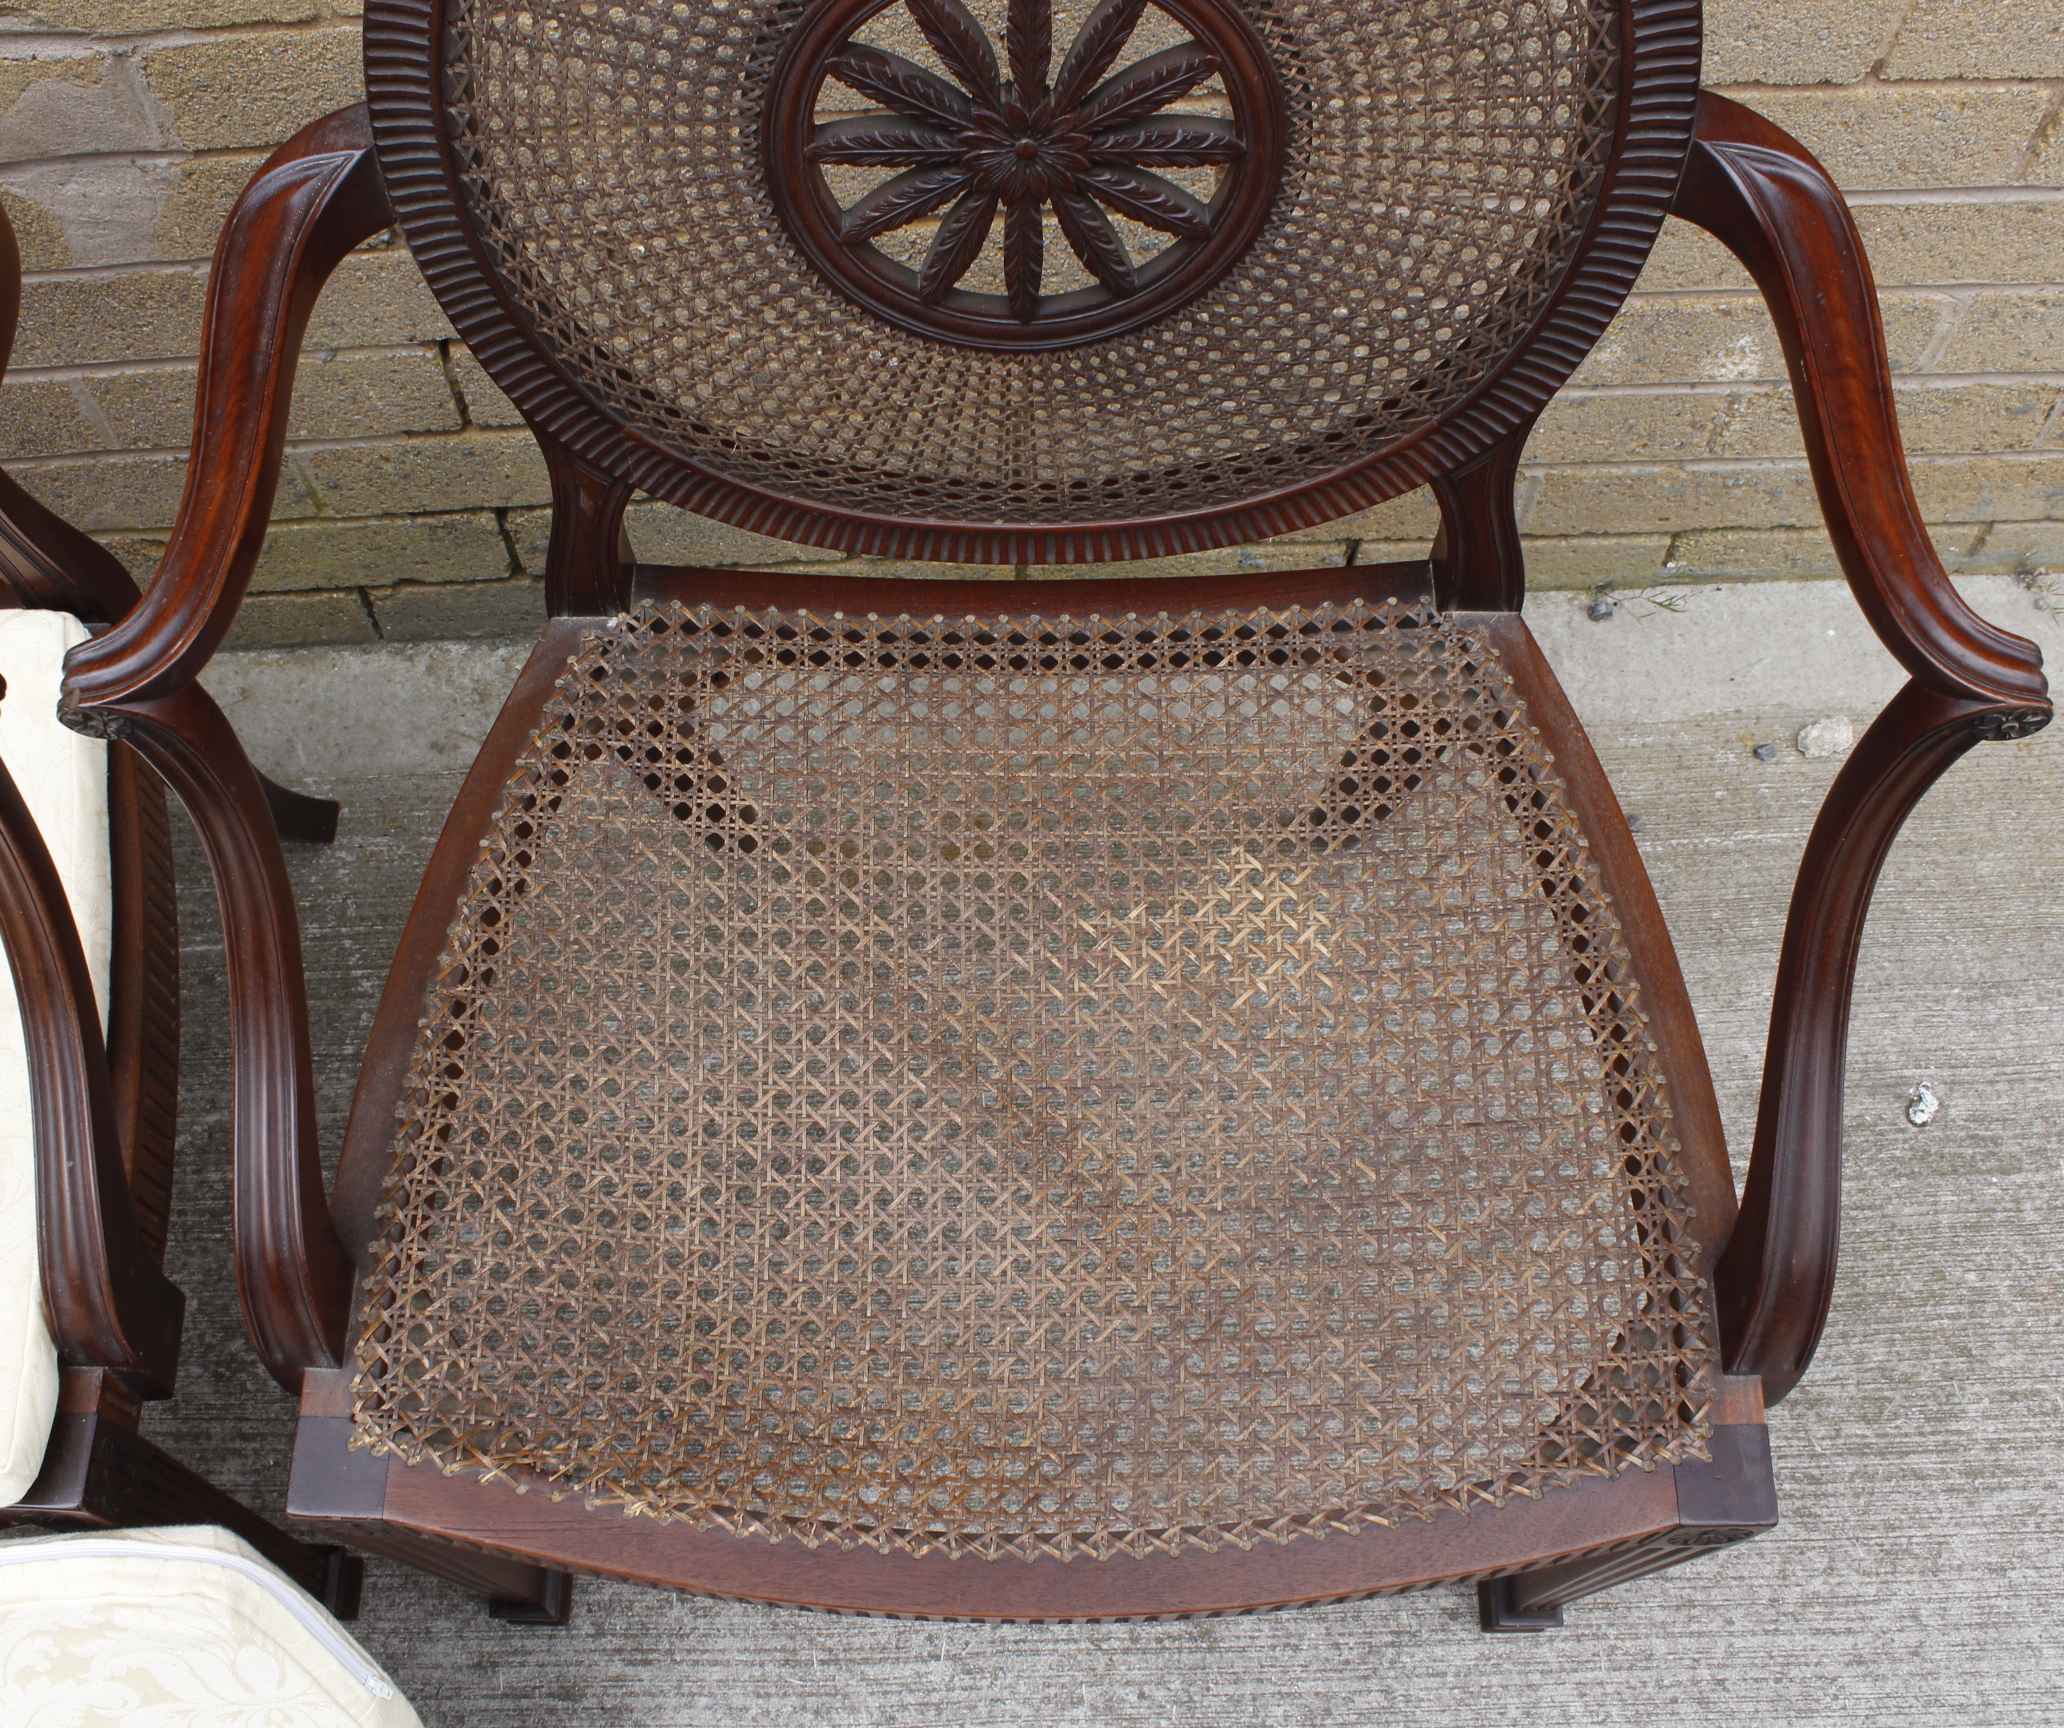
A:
133 577 2064 1727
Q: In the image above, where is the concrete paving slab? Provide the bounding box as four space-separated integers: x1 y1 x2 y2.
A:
149 576 2063 1726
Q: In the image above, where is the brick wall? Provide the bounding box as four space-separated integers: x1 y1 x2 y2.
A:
1 0 2059 647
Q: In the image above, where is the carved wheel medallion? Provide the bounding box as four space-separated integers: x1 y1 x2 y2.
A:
765 0 1287 349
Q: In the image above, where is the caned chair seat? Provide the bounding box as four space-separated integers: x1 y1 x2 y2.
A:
58 0 2050 1627
0 610 109 1506
354 592 1717 1561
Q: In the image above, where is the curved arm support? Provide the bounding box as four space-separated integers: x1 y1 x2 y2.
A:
1672 92 2048 714
93 684 352 1392
1673 92 2052 1403
0 706 183 1397
61 106 392 713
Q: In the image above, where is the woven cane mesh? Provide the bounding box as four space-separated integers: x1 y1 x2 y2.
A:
354 599 1715 1561
439 0 1622 528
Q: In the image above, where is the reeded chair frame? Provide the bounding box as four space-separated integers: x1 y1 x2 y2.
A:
56 0 2050 1632
0 209 359 1615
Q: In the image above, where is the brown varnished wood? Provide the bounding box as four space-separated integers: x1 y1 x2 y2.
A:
90 683 353 1394
1672 94 2048 719
1430 424 1537 613
102 747 179 1259
286 1357 1765 1620
62 106 394 712
362 0 1702 564
1479 613 1737 1259
538 430 635 617
14 1368 363 1617
0 707 183 1395
1672 93 2053 1403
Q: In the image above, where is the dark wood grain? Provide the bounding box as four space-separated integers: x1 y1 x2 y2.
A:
89 684 354 1394
1430 424 1536 613
61 107 393 712
0 715 183 1395
1672 93 2053 1403
538 431 634 617
289 1372 1765 1622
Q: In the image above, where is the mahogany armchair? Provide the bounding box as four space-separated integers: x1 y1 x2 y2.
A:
60 0 2050 1630
0 208 360 1614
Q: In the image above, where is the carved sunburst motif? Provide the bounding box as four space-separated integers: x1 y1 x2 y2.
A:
765 0 1285 349
813 0 1239 318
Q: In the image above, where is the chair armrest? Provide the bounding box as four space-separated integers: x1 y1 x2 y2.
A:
1671 92 2053 1403
52 107 388 1391
61 106 393 714
0 694 183 1397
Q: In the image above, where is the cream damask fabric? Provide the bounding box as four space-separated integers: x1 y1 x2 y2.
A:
0 610 111 1506
0 1525 421 1727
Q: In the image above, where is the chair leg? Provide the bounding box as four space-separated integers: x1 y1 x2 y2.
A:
8 1407 365 1619
317 1521 574 1627
257 771 340 845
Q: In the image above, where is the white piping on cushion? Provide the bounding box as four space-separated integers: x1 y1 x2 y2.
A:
0 610 109 1506
0 1535 396 1697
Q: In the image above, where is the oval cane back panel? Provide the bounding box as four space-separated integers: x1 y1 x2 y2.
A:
366 0 1700 560
353 599 1716 1562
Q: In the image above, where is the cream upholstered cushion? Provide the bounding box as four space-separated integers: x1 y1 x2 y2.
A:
0 610 110 1506
0 1524 421 1726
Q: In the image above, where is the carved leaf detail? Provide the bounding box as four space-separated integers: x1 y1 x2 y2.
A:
1052 188 1136 295
1076 163 1211 238
827 44 975 129
905 0 1001 105
1090 116 1244 165
1003 195 1044 320
841 164 976 242
809 116 963 166
1049 0 1149 114
1075 44 1221 133
1006 0 1051 97
918 186 1000 301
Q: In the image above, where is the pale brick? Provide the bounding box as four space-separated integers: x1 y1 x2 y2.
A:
757 556 1011 582
1661 524 1981 579
1527 393 1731 464
1326 487 1440 542
1714 382 2062 459
1350 539 1432 566
91 532 164 587
304 251 454 349
0 379 104 461
288 429 550 517
1936 290 2064 374
1964 520 2064 572
12 268 206 368
1635 220 1753 294
0 189 69 272
155 153 265 262
1703 0 1907 84
144 30 362 154
1572 292 1941 387
1519 535 1673 591
32 0 320 26
89 346 460 449
222 588 377 649
1851 201 2064 286
0 56 112 141
9 451 192 532
1886 0 2064 79
1735 87 2052 190
371 576 547 641
1906 453 2064 520
1022 542 1348 581
1526 461 1826 536
615 501 839 569
448 345 525 429
248 512 510 594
